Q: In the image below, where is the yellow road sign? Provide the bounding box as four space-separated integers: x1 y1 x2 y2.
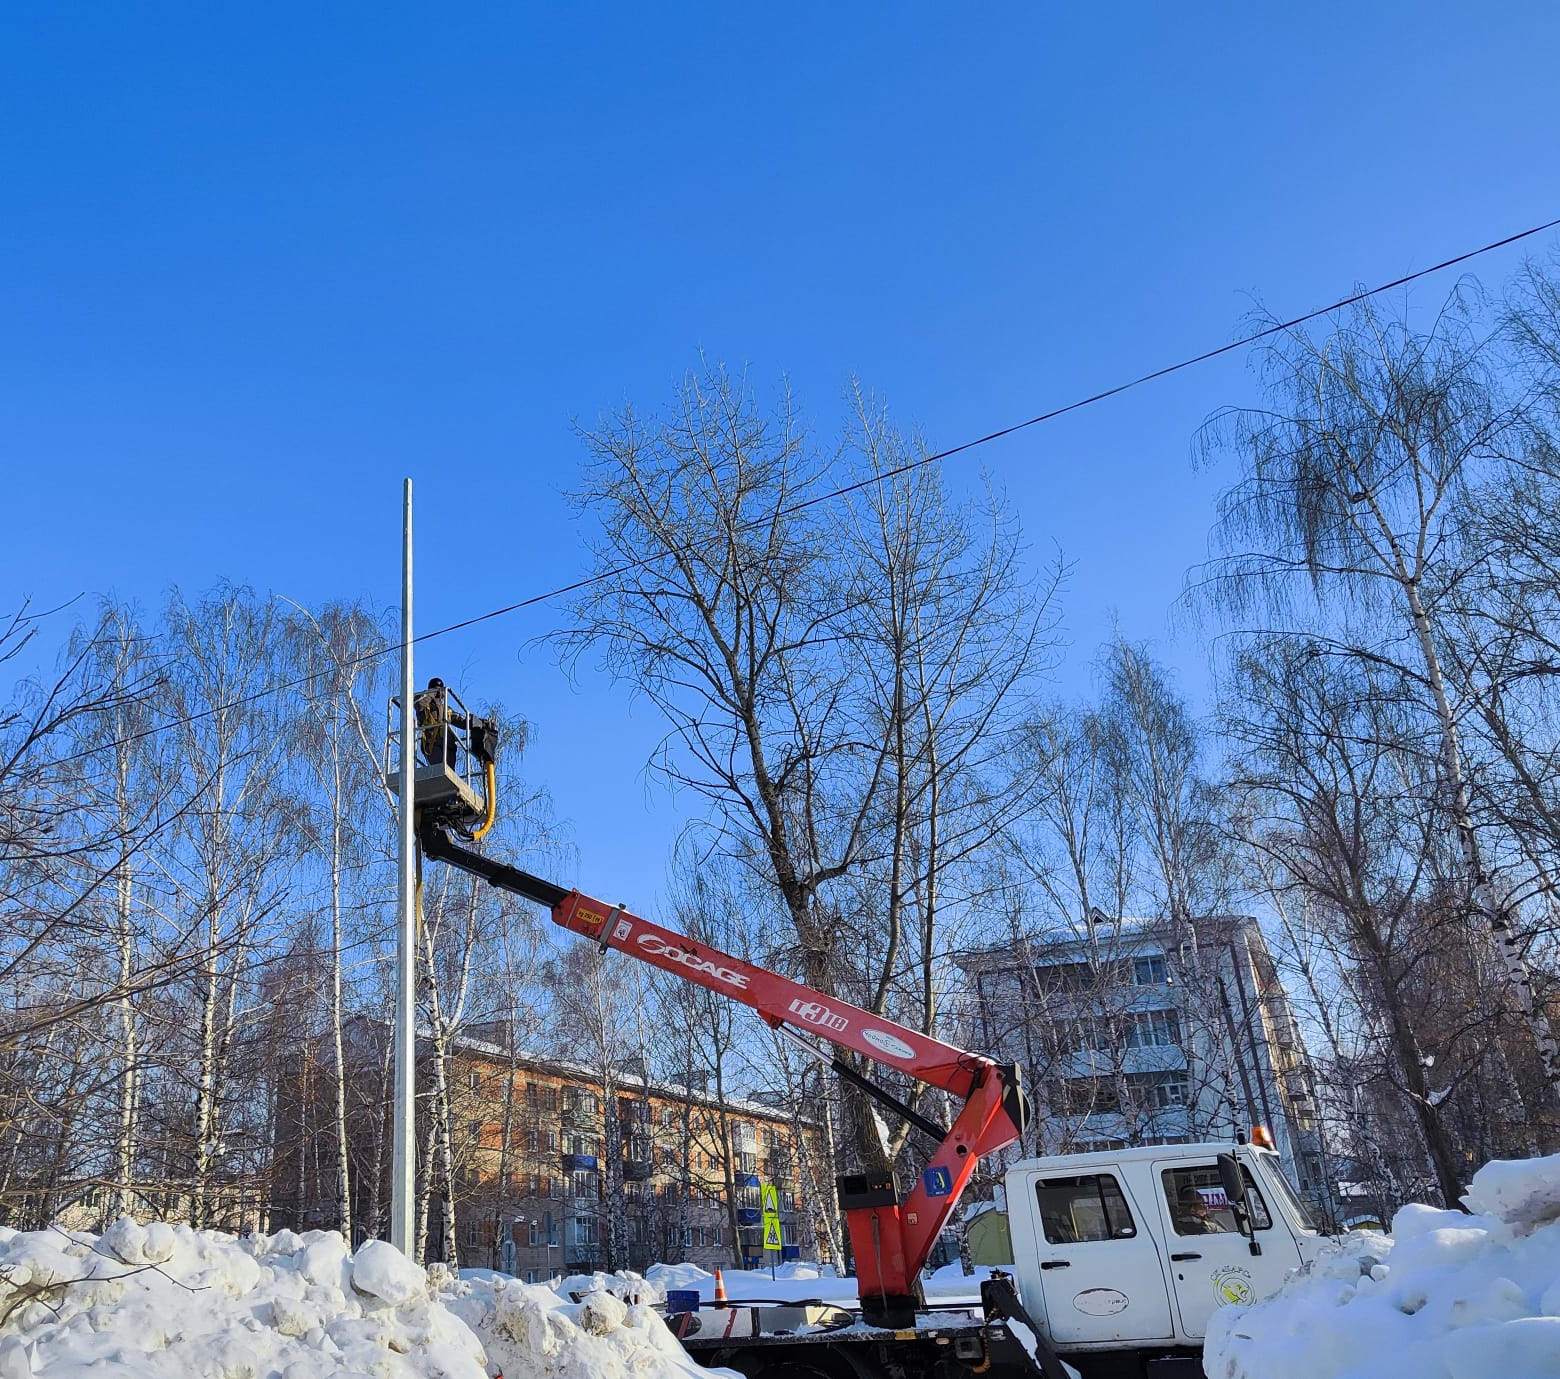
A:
760 1183 779 1216
762 1215 783 1250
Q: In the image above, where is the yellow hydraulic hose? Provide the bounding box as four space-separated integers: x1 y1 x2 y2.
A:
414 839 425 941
472 759 498 840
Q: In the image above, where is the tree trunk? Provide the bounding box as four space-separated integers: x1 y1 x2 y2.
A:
328 743 353 1242
1401 573 1560 1103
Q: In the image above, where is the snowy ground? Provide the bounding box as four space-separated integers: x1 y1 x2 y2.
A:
0 1219 996 1379
0 1222 721 1379
1207 1152 1560 1379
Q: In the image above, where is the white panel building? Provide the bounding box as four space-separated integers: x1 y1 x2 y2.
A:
959 913 1334 1218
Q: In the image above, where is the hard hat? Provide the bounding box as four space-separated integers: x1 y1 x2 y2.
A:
428 677 445 689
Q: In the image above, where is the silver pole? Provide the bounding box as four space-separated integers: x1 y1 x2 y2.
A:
391 478 417 1255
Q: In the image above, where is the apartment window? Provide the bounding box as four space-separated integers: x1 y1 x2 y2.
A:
468 1120 483 1143
1126 1070 1189 1109
1063 1015 1114 1052
1079 1138 1128 1154
711 1224 722 1246
1034 1174 1136 1244
1128 1008 1182 1048
1061 1077 1119 1116
572 1217 599 1247
468 1071 481 1091
1034 961 1096 993
1133 954 1169 985
682 1227 694 1248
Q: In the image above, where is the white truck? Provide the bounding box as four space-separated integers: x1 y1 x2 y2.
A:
411 712 1329 1379
665 1138 1324 1379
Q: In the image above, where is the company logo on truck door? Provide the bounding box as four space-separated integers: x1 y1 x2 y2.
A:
787 999 849 1033
1072 1288 1129 1316
636 934 751 990
1211 1265 1254 1305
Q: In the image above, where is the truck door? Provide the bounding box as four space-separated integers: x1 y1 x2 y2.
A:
1026 1171 1174 1344
1151 1157 1304 1339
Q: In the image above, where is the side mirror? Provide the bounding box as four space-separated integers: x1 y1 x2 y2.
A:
1217 1152 1262 1257
1216 1153 1244 1206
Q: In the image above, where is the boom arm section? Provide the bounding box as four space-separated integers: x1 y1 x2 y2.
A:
419 818 1029 1326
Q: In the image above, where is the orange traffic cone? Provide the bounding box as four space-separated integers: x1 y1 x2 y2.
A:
713 1268 727 1305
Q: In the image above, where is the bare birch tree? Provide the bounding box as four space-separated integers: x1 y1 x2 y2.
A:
1192 292 1560 1108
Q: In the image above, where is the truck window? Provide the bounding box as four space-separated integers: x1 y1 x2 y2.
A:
1160 1165 1271 1235
1260 1158 1321 1231
1034 1174 1136 1244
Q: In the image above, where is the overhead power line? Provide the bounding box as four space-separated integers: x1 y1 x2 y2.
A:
45 212 1560 771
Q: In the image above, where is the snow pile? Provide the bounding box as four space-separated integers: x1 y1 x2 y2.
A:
0 1223 732 1379
551 1268 664 1307
443 1272 724 1379
645 1262 711 1291
924 1261 995 1304
1207 1153 1560 1379
0 1220 484 1378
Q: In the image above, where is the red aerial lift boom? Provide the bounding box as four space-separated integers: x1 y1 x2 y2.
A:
416 813 1030 1329
398 689 1030 1329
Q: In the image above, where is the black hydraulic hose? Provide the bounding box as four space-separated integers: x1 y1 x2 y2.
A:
418 815 571 909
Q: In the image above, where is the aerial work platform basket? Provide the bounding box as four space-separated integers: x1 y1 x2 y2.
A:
384 682 496 835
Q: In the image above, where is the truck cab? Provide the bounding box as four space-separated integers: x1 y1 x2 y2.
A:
1005 1141 1325 1368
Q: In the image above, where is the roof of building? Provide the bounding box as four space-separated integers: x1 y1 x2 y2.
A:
955 912 1262 972
341 1014 814 1125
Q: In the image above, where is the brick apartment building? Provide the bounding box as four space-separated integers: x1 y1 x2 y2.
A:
273 1018 828 1278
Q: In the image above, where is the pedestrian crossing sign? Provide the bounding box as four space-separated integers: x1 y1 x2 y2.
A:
761 1182 783 1252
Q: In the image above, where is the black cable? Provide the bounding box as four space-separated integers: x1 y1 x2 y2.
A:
38 212 1560 771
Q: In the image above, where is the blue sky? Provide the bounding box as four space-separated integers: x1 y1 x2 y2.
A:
4 3 1557 910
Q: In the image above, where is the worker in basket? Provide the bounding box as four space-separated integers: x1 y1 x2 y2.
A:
413 676 466 768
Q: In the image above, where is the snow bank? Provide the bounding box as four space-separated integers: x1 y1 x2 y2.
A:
0 1221 483 1378
0 1224 732 1379
443 1272 722 1379
1207 1153 1560 1379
